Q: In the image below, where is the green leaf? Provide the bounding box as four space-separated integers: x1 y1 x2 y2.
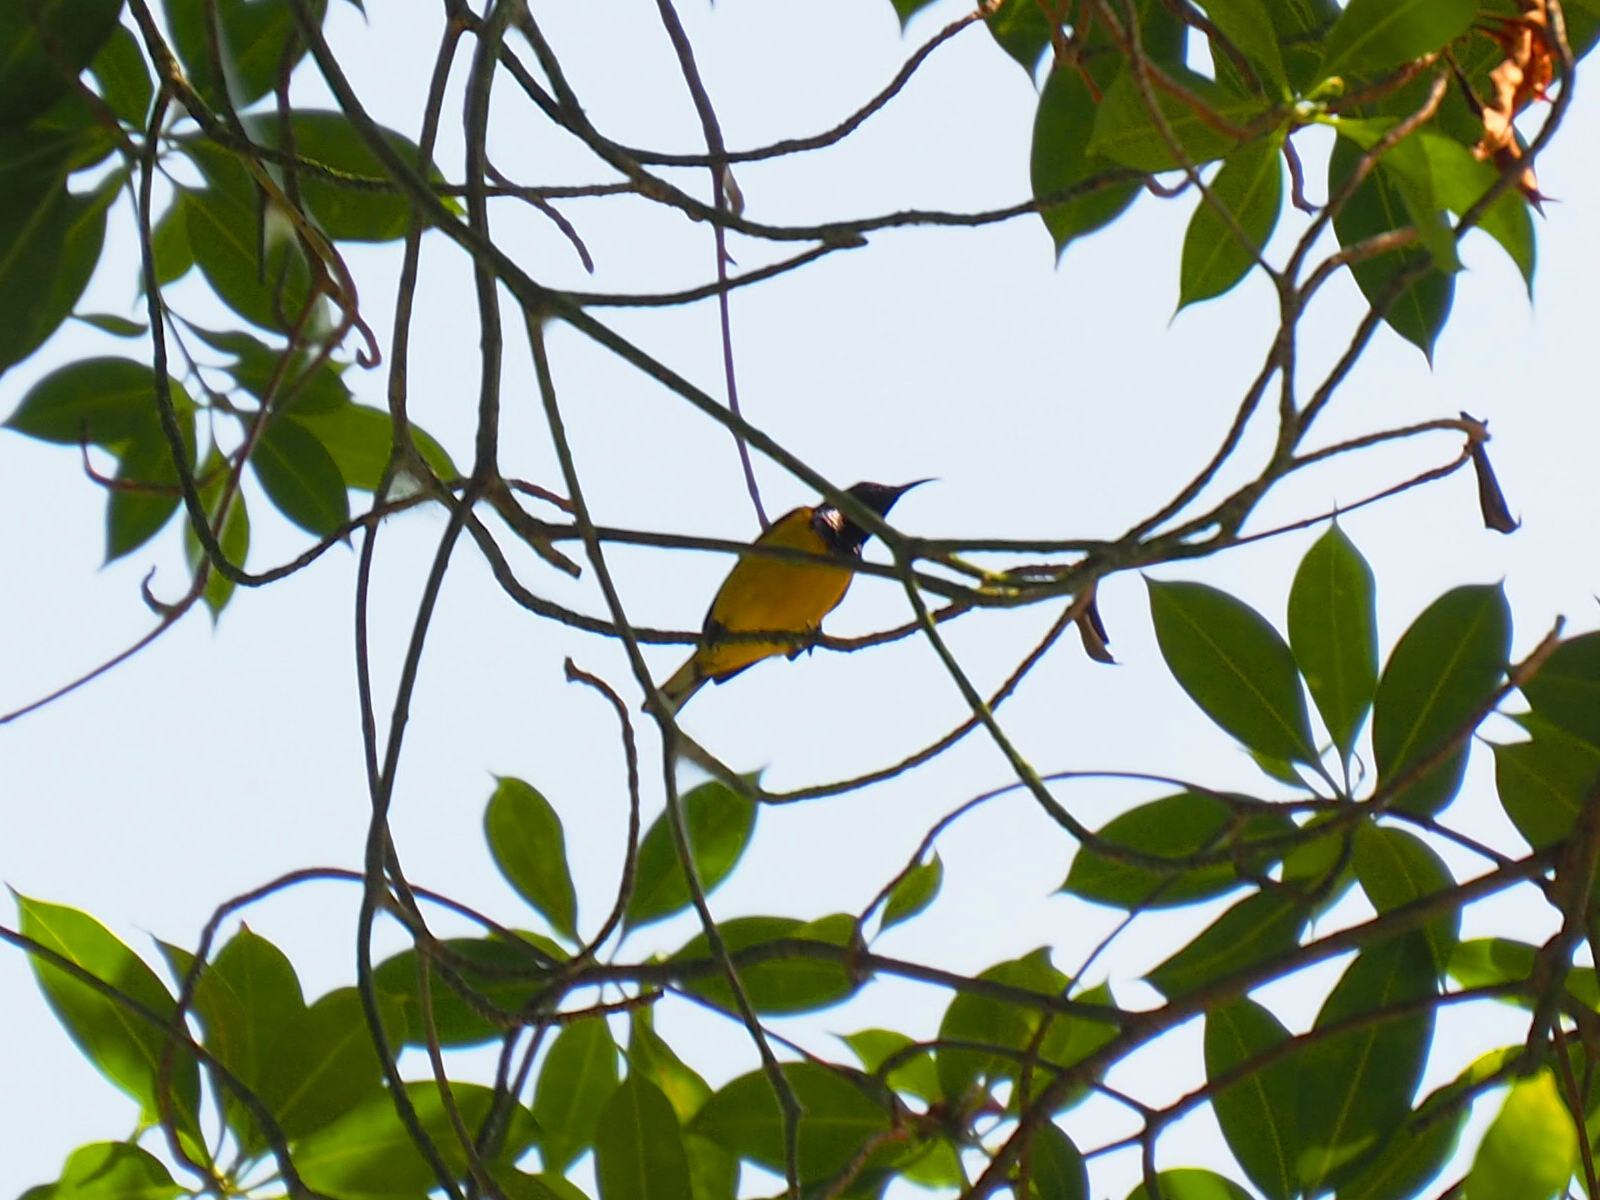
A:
1314 0 1477 85
485 777 579 942
533 1017 619 1174
252 415 351 537
1126 1168 1255 1200
1328 135 1453 358
0 148 114 377
1352 824 1457 971
294 1080 536 1198
676 914 857 1015
594 1075 693 1200
1197 0 1289 91
693 1062 893 1184
1023 1124 1088 1200
628 1010 713 1123
262 110 436 243
491 1169 595 1200
984 0 1053 75
0 0 125 129
373 933 561 1048
842 1029 939 1101
1522 632 1600 749
166 0 325 111
1465 1071 1577 1200
1089 65 1269 173
1146 890 1308 998
1062 792 1296 910
90 25 152 128
1447 937 1599 1010
258 986 404 1140
290 401 457 488
880 854 941 931
6 357 193 447
183 143 314 334
1297 934 1436 1194
1031 61 1140 256
1335 1085 1468 1200
891 0 940 25
14 894 203 1140
625 780 758 929
182 447 252 618
1178 130 1284 308
1413 132 1535 289
1147 579 1318 765
1205 998 1299 1200
75 313 147 337
1494 731 1600 850
22 1142 181 1200
1372 584 1510 816
151 197 195 287
935 947 1078 1105
209 329 353 414
105 419 195 562
1288 525 1378 761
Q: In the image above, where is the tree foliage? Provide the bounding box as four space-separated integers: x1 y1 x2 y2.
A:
4 1 1600 1199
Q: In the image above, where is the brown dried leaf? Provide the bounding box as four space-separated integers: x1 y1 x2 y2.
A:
1473 0 1556 207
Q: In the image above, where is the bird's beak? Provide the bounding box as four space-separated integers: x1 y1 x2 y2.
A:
893 478 935 498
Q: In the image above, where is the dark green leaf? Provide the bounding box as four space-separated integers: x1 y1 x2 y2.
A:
491 1169 594 1200
1328 135 1453 358
1313 0 1477 85
181 448 251 618
625 780 758 929
628 1010 713 1122
21 1142 181 1200
1352 824 1457 971
1126 1168 1255 1200
1288 525 1378 761
534 1017 619 1174
6 357 192 447
676 914 857 1015
486 777 579 942
1089 65 1269 173
1197 0 1288 91
1147 579 1318 765
74 313 147 337
292 401 458 489
1522 632 1600 749
261 110 433 243
166 0 325 111
1335 1085 1467 1200
105 419 195 561
1494 731 1600 849
14 894 203 1141
293 1080 536 1198
594 1075 693 1200
1030 62 1140 257
936 947 1069 1104
1465 1071 1577 1200
0 0 125 129
1062 792 1296 909
1146 890 1309 998
1205 998 1299 1200
1023 1124 1087 1200
880 854 941 931
1178 131 1284 308
251 415 350 537
693 1062 894 1184
0 149 114 377
1373 584 1510 816
1298 934 1436 1194
90 25 152 127
373 933 561 1048
151 197 195 287
985 0 1053 75
891 0 940 25
258 986 405 1140
214 330 353 414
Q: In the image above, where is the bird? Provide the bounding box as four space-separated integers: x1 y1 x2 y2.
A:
656 480 929 714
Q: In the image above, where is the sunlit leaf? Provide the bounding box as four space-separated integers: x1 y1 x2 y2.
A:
880 854 941 931
1288 525 1378 761
485 777 579 942
625 780 757 930
594 1074 693 1200
1314 0 1477 85
1178 130 1284 308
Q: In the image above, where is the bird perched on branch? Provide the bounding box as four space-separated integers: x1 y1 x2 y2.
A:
656 480 929 714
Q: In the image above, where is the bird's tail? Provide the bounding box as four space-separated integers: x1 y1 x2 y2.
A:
655 656 705 715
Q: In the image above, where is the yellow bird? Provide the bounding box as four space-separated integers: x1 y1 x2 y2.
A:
657 481 928 713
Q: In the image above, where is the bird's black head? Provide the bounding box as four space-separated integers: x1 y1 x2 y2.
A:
815 479 930 554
